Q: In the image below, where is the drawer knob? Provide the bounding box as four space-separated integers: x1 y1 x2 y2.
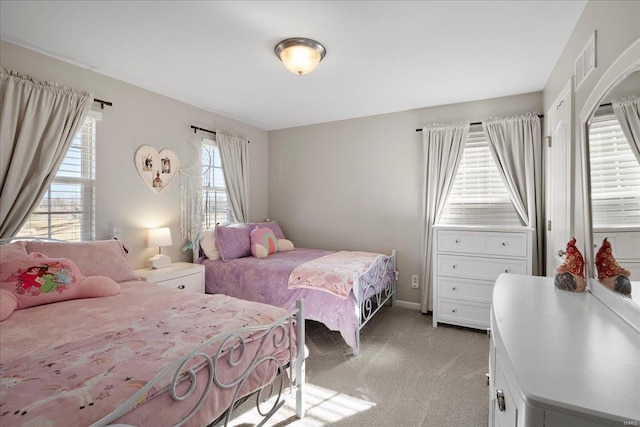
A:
496 390 506 412
501 241 507 246
452 264 457 269
504 268 510 273
451 308 457 313
452 286 457 291
454 239 460 244
178 285 185 289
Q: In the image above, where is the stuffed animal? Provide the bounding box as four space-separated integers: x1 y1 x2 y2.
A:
595 238 631 297
554 237 586 292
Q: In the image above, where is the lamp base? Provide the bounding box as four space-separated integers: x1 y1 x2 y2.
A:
148 254 171 269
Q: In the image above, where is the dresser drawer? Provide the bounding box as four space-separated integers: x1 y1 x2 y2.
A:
438 277 494 303
437 298 490 328
438 229 529 257
493 352 519 427
438 255 527 281
437 230 477 253
482 232 529 257
156 273 204 293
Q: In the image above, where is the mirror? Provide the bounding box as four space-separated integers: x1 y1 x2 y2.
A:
580 40 640 330
588 69 640 303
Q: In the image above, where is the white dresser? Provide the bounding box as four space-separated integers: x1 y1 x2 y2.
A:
432 226 533 329
135 262 205 293
489 274 640 426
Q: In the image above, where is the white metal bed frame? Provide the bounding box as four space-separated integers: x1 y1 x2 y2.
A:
91 299 306 427
194 236 398 357
352 250 397 356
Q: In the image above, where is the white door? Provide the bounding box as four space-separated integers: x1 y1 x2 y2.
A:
545 79 573 276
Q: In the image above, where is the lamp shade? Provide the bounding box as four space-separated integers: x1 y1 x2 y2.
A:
275 38 326 76
148 227 172 248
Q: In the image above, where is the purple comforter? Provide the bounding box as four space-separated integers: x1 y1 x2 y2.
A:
200 248 382 352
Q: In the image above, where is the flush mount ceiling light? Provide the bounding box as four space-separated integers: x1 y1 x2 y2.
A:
274 38 326 76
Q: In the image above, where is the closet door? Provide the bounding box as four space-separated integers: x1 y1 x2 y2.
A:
545 79 574 276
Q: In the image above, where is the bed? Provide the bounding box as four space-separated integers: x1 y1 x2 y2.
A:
0 239 305 426
196 222 397 356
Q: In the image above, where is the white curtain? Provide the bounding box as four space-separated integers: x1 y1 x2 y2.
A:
420 123 470 313
483 113 543 275
0 67 93 237
217 131 249 223
613 96 640 164
180 141 204 260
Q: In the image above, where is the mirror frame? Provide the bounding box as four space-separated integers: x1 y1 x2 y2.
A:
579 38 640 332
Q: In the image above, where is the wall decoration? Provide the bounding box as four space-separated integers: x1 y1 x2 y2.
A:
134 145 179 194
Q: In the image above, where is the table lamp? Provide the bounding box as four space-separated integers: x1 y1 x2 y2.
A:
148 227 172 268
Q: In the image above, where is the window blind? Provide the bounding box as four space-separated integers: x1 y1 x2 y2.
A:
589 114 640 228
202 138 231 228
18 116 97 241
439 130 521 226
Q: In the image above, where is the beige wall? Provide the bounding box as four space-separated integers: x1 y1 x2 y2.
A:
268 93 542 305
542 0 640 257
1 40 269 268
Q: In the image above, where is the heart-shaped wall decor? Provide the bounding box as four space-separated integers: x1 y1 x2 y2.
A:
134 145 180 194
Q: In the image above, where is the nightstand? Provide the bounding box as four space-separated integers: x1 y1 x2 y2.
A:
135 262 205 293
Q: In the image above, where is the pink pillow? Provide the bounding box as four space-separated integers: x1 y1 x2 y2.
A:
0 256 120 321
0 241 28 263
248 221 286 240
26 240 136 282
251 227 279 259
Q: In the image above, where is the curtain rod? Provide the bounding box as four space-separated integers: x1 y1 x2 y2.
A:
93 98 112 109
190 125 250 143
191 125 216 135
415 114 544 132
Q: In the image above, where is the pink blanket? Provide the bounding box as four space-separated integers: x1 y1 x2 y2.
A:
288 251 386 299
0 280 295 426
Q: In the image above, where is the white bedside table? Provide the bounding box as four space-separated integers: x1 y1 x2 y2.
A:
135 262 205 293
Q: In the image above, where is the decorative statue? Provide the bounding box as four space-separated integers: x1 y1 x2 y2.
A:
554 237 586 292
595 238 631 297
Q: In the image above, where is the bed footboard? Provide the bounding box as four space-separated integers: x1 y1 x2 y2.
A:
352 249 398 356
93 299 306 427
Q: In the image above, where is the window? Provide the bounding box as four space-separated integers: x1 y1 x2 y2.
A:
17 115 97 241
439 129 521 226
202 138 231 228
589 113 640 228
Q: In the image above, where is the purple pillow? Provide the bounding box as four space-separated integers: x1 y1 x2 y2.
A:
248 221 285 240
215 225 252 262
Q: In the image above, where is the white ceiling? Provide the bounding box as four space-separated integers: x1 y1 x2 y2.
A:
0 1 586 131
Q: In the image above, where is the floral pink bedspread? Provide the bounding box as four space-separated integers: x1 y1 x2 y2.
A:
287 251 386 299
0 281 294 427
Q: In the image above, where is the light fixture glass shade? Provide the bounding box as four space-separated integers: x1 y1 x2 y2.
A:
148 227 172 248
275 38 326 76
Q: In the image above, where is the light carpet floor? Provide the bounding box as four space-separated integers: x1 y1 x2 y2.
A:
229 305 490 427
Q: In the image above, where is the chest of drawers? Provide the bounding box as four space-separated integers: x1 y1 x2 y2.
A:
135 262 205 293
432 226 533 329
489 274 639 426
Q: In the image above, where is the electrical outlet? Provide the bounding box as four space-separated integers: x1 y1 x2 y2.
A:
411 275 419 289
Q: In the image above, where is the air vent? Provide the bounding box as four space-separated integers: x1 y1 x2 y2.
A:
575 31 597 89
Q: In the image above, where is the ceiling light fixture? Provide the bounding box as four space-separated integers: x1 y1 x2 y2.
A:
274 38 326 76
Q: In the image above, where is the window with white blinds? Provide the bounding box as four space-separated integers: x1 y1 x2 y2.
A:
438 129 522 226
18 115 97 241
202 138 231 228
588 113 640 228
